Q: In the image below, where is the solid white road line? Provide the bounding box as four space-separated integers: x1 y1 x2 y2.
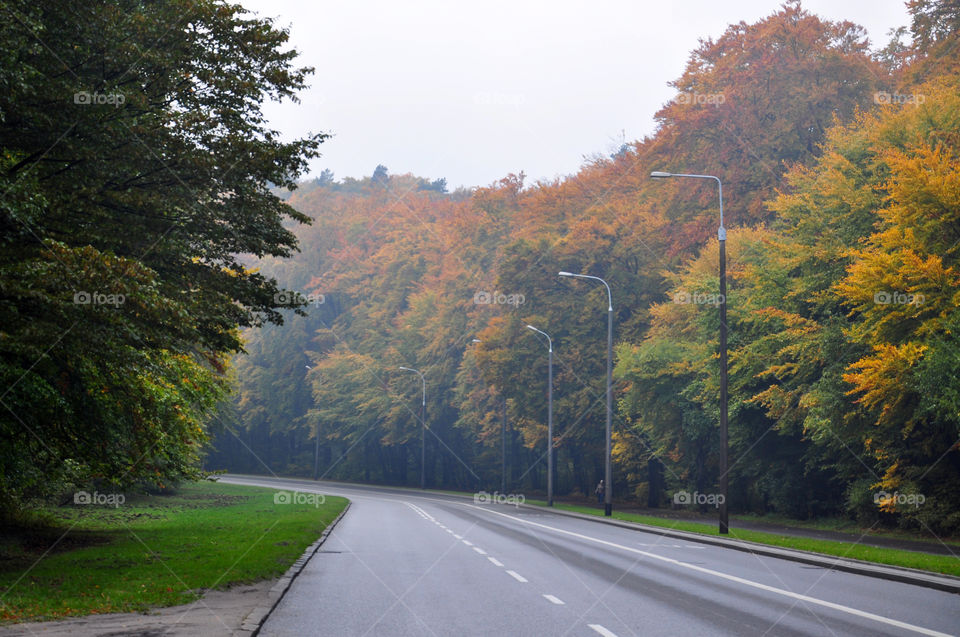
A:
543 594 565 605
506 570 528 583
488 557 504 567
465 504 951 637
588 624 618 637
404 502 437 523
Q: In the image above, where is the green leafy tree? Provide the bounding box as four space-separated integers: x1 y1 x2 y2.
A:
0 0 323 510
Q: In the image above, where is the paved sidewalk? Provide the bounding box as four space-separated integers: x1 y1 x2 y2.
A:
0 581 272 637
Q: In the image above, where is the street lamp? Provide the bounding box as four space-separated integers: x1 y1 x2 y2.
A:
650 170 729 534
558 271 614 516
399 366 426 489
526 325 554 507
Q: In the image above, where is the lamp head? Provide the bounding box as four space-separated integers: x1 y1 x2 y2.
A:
558 271 573 277
650 171 672 179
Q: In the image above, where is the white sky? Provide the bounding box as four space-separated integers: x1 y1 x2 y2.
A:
241 0 911 190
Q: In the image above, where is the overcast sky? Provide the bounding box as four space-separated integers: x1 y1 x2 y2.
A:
240 0 911 190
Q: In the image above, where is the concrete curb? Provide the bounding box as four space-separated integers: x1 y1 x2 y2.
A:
518 504 960 595
237 501 352 636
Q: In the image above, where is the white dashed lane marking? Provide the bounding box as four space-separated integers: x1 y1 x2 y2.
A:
412 503 573 622
588 624 618 637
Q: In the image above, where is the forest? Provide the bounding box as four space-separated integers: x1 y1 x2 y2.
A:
209 1 960 534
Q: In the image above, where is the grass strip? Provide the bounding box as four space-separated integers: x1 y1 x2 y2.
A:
0 481 347 623
524 500 960 578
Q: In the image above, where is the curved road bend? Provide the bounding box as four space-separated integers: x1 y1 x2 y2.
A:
220 476 959 637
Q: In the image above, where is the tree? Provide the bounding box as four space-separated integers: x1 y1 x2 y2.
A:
0 0 324 510
372 164 389 185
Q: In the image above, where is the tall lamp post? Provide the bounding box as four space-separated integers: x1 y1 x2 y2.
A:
525 325 554 507
558 271 614 516
399 366 426 489
650 170 728 534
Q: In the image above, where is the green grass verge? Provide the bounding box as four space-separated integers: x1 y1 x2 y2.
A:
0 481 347 623
524 500 960 578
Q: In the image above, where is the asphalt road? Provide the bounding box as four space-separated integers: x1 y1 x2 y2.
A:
220 476 959 637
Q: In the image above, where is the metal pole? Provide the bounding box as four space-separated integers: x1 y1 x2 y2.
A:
719 230 729 533
717 177 729 534
605 305 613 516
649 172 728 533
548 342 554 507
557 274 614 516
501 398 507 493
421 394 426 490
526 325 555 507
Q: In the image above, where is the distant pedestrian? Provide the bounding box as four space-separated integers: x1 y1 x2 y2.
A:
595 480 604 504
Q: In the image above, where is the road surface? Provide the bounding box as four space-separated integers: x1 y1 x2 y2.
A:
220 476 959 637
